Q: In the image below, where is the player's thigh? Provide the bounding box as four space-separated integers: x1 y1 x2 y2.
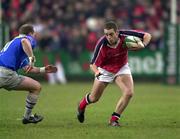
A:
14 76 41 92
90 79 108 99
115 74 134 95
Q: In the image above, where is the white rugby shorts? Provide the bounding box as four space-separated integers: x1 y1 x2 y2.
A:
96 63 131 83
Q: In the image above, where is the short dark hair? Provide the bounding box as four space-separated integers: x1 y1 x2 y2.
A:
19 24 34 35
104 21 118 32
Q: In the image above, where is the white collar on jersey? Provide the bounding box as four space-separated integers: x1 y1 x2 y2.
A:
15 34 27 38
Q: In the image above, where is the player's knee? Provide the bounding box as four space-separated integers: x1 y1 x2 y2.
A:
34 83 42 94
124 88 134 98
37 83 42 92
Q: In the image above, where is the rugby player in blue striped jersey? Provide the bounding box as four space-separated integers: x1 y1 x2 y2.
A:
0 24 57 124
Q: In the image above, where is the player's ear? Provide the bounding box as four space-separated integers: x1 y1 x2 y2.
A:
115 31 119 36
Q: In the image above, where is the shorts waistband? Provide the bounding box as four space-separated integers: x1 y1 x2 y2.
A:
0 66 14 72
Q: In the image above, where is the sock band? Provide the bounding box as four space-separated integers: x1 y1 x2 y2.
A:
111 112 120 122
86 93 92 104
112 112 120 118
26 100 36 105
111 112 121 121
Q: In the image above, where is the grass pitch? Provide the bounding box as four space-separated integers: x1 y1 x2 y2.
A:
0 82 180 139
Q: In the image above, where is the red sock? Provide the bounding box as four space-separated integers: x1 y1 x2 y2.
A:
110 112 120 121
111 116 119 121
79 97 88 110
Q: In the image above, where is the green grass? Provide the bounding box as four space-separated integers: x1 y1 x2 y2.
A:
0 82 180 139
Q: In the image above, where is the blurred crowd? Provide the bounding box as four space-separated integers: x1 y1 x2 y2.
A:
2 0 180 58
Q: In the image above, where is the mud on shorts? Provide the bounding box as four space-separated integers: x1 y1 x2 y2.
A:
96 63 132 83
0 66 25 90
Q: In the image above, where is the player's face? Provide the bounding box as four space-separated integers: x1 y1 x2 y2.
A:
104 29 118 45
29 32 35 37
31 32 38 39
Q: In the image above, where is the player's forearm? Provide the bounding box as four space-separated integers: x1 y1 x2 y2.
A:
129 33 151 49
24 65 57 74
23 66 41 73
121 30 152 47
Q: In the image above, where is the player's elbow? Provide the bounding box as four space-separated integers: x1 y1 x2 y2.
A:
144 33 152 45
124 88 134 98
146 33 152 41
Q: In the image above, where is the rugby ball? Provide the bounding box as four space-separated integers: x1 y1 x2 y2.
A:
124 36 141 48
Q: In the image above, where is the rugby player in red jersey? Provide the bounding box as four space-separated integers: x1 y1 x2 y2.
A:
77 21 152 126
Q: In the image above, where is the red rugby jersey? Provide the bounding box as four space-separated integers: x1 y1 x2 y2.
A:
90 30 145 73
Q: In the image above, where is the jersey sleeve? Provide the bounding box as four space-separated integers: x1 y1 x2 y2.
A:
90 36 105 66
26 35 37 49
119 30 145 39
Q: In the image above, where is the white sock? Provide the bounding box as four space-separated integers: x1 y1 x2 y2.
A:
24 94 38 119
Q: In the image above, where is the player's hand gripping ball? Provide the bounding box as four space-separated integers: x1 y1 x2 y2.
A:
124 36 144 50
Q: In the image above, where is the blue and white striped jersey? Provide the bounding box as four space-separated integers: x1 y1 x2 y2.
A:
0 34 36 71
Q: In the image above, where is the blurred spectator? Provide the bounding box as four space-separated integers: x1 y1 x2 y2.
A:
2 0 180 53
3 0 180 84
68 25 86 60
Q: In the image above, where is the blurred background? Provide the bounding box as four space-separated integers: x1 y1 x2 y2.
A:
0 0 180 84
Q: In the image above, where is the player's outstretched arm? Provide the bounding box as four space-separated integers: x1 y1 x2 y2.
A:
23 65 57 74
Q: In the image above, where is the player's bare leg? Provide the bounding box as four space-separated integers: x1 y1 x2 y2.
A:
89 79 108 103
77 79 108 123
109 74 134 126
14 76 43 124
